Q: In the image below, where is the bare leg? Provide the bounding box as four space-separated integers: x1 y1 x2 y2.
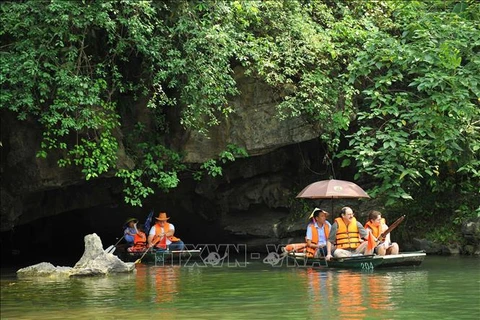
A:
355 242 373 255
386 243 399 255
376 246 386 256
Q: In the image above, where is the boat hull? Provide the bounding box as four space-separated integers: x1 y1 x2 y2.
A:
286 251 426 270
118 249 202 264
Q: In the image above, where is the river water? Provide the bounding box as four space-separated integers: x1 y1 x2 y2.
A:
1 256 479 319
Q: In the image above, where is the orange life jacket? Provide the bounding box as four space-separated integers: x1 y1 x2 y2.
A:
133 232 147 247
154 223 181 249
284 243 307 253
306 222 330 258
334 217 361 250
127 232 147 252
364 218 386 239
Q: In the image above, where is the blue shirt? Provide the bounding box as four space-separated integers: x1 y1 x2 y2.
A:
306 221 331 246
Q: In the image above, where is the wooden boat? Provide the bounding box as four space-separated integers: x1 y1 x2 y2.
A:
286 251 426 270
117 249 202 264
377 251 426 268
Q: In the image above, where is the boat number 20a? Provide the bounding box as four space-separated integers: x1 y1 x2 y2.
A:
360 262 375 270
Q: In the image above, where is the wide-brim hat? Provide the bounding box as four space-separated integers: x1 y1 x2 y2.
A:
155 212 170 221
308 208 328 219
124 217 138 225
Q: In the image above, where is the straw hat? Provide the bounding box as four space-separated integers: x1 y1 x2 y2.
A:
308 208 328 219
124 217 138 225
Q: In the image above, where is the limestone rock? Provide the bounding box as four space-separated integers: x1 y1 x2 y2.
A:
16 233 135 277
462 217 480 245
179 67 320 163
17 262 72 277
71 233 135 276
411 238 443 254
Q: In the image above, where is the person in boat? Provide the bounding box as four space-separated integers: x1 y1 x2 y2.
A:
148 212 184 251
127 224 148 253
364 210 399 256
325 206 372 261
305 208 331 258
124 218 138 247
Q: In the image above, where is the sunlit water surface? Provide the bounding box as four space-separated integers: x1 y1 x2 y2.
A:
1 256 479 319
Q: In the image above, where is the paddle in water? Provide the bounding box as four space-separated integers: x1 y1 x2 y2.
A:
135 234 165 264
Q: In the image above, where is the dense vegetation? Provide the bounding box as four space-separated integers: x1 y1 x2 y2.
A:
1 0 479 242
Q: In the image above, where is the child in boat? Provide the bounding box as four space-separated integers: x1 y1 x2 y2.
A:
364 210 399 256
124 218 138 247
127 224 148 253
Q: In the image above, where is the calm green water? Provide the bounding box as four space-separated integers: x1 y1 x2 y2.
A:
1 256 479 320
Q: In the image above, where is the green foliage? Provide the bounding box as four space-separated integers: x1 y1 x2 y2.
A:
425 227 462 245
1 0 478 222
339 0 480 210
195 144 248 181
118 121 186 206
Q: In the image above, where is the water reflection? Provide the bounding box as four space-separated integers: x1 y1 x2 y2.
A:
1 257 479 320
336 271 369 319
134 263 181 318
367 274 395 312
303 268 333 315
300 268 421 319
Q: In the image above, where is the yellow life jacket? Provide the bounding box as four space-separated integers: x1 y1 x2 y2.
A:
306 222 330 257
334 217 361 250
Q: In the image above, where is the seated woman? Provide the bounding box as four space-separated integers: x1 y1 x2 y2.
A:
364 210 399 256
124 218 138 246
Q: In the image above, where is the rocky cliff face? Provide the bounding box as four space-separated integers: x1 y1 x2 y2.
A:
0 72 355 261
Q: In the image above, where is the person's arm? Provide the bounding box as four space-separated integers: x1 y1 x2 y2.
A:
358 222 368 240
147 227 157 247
165 224 175 237
328 222 337 243
383 224 392 247
326 241 333 261
305 225 315 248
326 222 337 261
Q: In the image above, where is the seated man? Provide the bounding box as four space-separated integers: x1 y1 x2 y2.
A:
364 210 399 256
147 212 184 251
305 208 331 258
326 207 372 261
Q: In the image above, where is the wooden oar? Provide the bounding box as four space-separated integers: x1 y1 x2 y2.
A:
135 235 164 264
378 215 406 243
105 235 125 254
134 245 154 264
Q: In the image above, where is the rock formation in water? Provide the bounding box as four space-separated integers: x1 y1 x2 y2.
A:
16 233 135 277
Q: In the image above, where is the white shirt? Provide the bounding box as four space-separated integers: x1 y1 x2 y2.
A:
149 223 175 245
